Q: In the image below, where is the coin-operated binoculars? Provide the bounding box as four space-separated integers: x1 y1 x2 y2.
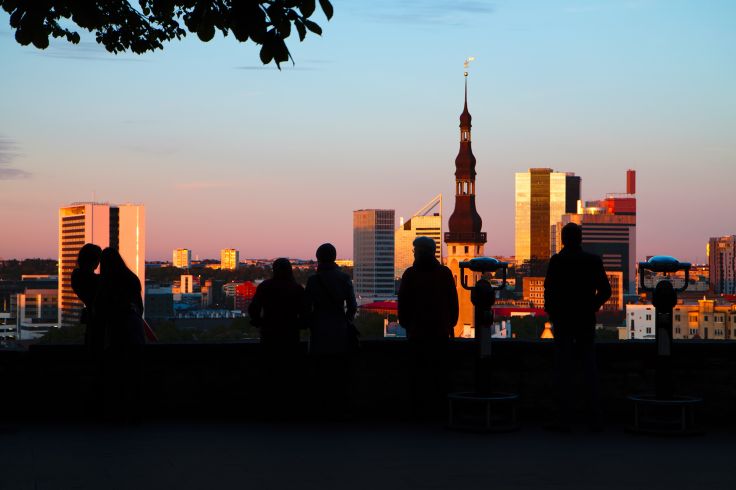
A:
628 256 702 434
459 257 507 393
448 257 519 432
639 255 690 399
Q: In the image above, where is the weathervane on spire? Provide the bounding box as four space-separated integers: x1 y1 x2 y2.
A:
463 56 476 77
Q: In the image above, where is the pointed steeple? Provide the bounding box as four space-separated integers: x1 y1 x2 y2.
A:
446 72 485 243
460 76 472 129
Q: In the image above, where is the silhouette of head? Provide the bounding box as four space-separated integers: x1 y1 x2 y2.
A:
413 236 436 261
272 258 293 281
77 243 102 271
100 247 132 279
561 223 583 248
316 243 337 264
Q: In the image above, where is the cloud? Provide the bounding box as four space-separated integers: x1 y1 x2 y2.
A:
174 181 239 191
359 0 495 26
31 39 149 62
0 136 30 180
234 65 321 71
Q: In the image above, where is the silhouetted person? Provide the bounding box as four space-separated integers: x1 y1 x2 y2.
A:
544 222 611 431
95 247 145 422
249 258 307 417
71 243 102 352
398 236 459 420
305 243 358 419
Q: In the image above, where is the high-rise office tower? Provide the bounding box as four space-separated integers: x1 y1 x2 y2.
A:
395 195 442 279
58 202 145 328
553 170 637 293
220 248 240 270
515 168 576 263
445 74 486 338
172 248 192 269
708 235 736 294
353 209 395 304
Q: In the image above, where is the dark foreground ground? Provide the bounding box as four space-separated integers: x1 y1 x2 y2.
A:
1 420 734 490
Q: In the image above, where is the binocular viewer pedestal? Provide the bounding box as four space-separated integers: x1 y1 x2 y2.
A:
626 256 703 435
447 257 520 432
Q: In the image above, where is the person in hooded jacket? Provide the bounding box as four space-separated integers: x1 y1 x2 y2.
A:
398 236 459 420
249 258 307 417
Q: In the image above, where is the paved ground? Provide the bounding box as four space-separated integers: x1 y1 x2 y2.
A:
1 420 734 490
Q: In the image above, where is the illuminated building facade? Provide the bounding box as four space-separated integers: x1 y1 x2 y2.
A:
444 75 486 338
58 202 145 328
552 171 637 293
395 195 442 278
173 248 192 269
515 168 578 263
523 271 622 311
626 299 736 340
235 281 257 311
220 248 240 270
708 235 736 294
354 209 395 304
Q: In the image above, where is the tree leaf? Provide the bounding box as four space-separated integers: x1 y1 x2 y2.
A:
303 19 322 35
319 0 334 20
299 0 316 18
197 22 215 42
295 20 306 41
259 44 273 65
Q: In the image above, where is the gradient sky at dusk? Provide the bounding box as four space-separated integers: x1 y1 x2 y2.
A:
1 0 734 263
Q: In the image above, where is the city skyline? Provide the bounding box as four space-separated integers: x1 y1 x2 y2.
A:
1 1 735 263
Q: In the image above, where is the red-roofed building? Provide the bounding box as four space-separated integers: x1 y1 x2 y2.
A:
360 301 398 316
235 281 257 311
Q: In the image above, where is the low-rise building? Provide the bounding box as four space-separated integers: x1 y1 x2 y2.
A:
522 271 623 311
625 299 736 340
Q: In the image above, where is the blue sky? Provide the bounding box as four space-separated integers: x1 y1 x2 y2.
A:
1 0 735 262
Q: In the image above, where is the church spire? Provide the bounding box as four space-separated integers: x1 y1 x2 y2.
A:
446 70 485 243
460 74 472 134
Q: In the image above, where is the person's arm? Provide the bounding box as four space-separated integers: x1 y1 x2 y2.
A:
446 268 459 337
543 256 559 318
344 277 357 322
248 284 264 327
296 285 310 329
397 270 410 328
593 258 612 311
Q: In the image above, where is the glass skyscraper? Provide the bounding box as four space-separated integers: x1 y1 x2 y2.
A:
515 168 577 263
353 209 395 304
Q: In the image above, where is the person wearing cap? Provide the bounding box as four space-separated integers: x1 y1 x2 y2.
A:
398 236 459 419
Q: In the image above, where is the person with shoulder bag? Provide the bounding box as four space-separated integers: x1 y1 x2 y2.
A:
305 243 358 419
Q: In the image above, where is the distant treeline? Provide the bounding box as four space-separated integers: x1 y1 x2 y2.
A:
0 259 57 280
